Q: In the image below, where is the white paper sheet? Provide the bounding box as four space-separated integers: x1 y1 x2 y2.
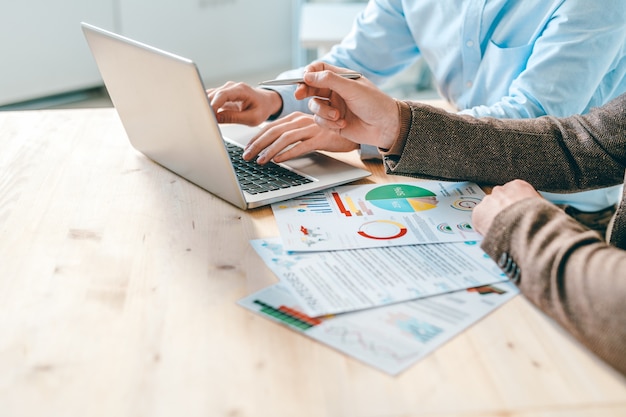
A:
238 282 519 375
251 238 507 317
271 181 485 252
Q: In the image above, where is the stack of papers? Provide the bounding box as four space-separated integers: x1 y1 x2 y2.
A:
238 180 519 375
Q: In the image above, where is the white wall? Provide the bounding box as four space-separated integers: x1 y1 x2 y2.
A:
118 0 294 85
0 1 115 105
0 0 294 106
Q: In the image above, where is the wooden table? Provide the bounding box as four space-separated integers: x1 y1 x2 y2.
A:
1 108 625 417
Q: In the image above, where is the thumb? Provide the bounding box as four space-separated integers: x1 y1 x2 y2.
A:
302 70 350 93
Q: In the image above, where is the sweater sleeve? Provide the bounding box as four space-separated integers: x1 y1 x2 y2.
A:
480 198 626 377
382 94 626 192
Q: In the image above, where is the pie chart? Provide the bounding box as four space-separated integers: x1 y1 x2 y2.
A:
365 184 438 212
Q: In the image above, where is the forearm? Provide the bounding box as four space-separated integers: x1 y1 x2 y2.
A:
480 198 626 376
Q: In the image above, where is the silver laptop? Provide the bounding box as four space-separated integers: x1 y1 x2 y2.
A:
81 22 370 210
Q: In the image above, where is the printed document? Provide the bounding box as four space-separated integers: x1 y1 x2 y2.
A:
238 282 519 375
251 238 506 317
271 181 485 252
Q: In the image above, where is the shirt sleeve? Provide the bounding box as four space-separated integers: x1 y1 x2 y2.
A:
320 0 421 84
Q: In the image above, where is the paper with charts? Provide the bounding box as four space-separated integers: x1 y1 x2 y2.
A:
250 238 507 317
271 180 484 252
238 282 519 375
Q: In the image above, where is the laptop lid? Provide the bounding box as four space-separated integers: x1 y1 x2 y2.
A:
81 22 370 210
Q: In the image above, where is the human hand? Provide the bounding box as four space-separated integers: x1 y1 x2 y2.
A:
472 180 543 235
206 81 283 125
241 112 358 164
295 62 400 149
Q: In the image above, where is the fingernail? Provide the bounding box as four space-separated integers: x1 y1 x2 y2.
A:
329 109 338 119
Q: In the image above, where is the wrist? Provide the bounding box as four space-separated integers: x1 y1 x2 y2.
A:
380 100 410 154
395 100 411 144
262 89 284 121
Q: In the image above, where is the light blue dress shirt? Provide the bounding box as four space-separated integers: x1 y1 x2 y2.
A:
273 0 626 211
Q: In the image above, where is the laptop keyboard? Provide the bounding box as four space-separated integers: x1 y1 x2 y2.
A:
225 142 313 195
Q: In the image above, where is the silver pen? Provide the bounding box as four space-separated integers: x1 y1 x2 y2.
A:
258 72 362 86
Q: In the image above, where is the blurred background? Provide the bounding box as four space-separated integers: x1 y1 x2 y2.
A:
0 0 436 111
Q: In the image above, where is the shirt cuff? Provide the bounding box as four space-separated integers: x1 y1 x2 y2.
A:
359 144 382 160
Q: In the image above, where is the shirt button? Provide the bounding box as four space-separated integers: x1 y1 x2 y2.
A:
511 266 521 284
466 81 473 88
466 40 474 48
504 258 514 274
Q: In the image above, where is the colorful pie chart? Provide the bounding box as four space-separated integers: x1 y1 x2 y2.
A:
365 184 438 212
